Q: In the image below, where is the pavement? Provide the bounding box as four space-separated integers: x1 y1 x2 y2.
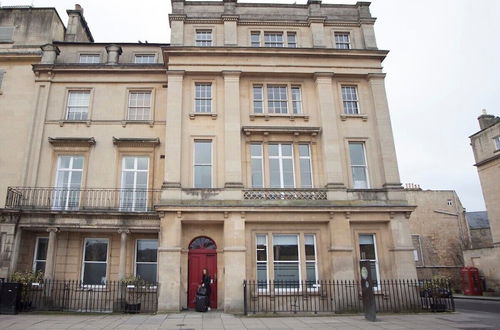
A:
454 294 500 301
1 310 500 330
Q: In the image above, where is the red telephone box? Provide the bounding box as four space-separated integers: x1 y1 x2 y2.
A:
460 267 483 296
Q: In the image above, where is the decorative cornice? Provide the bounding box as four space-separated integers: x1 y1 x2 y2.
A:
112 137 160 148
48 137 96 148
221 15 239 22
169 14 187 22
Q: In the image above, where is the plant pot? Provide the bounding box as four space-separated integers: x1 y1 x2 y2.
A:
124 302 141 313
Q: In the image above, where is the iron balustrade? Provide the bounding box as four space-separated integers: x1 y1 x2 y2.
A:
5 187 161 212
243 279 454 315
243 189 328 200
11 280 158 313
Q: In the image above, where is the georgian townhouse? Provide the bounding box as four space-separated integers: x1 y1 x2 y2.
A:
1 0 418 313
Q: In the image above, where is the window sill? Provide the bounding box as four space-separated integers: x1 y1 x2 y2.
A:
59 120 91 127
189 112 217 120
121 120 154 127
249 114 309 122
340 114 368 121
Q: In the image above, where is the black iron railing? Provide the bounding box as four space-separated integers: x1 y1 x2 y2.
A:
243 279 454 315
12 280 158 313
5 187 161 212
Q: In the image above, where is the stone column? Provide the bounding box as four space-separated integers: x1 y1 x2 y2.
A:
368 73 402 189
223 212 246 313
44 227 58 280
40 44 60 64
222 16 238 46
118 229 129 280
105 44 122 65
163 71 185 192
308 17 326 48
223 71 243 189
329 213 355 280
389 214 418 279
8 228 22 276
314 73 345 190
158 212 182 312
169 15 186 46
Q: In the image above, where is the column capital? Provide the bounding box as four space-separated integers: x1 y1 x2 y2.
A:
46 227 58 233
167 70 185 77
367 72 386 81
118 228 130 235
222 70 241 78
314 72 334 80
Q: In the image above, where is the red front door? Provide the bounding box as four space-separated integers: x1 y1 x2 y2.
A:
187 237 217 309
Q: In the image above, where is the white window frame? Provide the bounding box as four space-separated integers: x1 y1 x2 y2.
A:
250 31 261 47
134 239 158 284
32 237 49 273
53 155 84 210
81 238 109 287
195 29 213 46
194 82 213 113
348 142 370 189
359 234 381 291
134 54 156 64
79 54 100 64
250 143 264 188
298 144 313 188
304 234 318 288
120 156 150 211
127 90 152 121
334 32 351 49
494 136 500 151
193 140 213 188
269 143 296 188
252 84 303 115
264 31 284 47
256 234 269 292
272 234 301 291
66 90 91 121
341 85 360 115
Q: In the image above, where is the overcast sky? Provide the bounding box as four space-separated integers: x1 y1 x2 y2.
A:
3 0 498 211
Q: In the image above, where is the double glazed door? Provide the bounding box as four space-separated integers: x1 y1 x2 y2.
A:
53 155 83 209
120 156 149 211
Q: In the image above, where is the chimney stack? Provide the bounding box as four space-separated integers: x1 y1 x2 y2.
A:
65 4 94 42
478 109 498 130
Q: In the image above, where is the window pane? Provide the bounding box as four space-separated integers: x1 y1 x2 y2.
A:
359 235 376 260
273 235 298 261
257 263 267 284
282 159 294 188
349 143 366 166
268 144 279 157
194 165 211 188
35 261 46 273
83 263 106 285
267 86 287 114
281 144 292 157
269 158 281 188
136 264 157 283
306 262 316 283
274 262 299 283
251 32 260 47
72 156 84 170
287 32 297 48
250 144 262 157
195 141 212 164
36 238 49 260
137 240 158 262
251 159 263 188
84 239 108 262
300 159 312 188
352 167 368 189
305 235 316 261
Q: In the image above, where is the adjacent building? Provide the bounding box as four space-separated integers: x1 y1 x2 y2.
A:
465 212 493 250
0 0 418 313
405 185 469 288
463 112 500 291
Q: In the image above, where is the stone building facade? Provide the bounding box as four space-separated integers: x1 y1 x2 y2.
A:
405 185 469 288
466 212 493 250
463 112 500 291
0 1 418 312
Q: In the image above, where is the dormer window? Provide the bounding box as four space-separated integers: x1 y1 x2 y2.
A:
195 30 213 47
79 54 100 64
134 54 156 64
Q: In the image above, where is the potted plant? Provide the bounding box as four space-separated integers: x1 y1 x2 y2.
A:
10 271 44 312
121 275 146 313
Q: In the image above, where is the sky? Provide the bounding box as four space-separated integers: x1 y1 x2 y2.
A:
2 0 498 211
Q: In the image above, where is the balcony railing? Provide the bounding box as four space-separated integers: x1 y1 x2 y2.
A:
6 187 161 212
243 188 328 201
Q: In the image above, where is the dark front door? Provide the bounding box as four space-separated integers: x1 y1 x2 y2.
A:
187 236 217 309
